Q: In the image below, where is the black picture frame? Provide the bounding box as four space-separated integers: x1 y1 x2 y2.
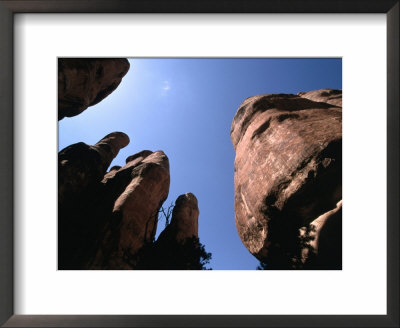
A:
0 1 398 327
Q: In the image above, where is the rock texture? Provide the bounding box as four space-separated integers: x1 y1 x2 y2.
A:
58 58 130 120
231 89 342 269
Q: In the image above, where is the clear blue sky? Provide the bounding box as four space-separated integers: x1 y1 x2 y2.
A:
59 58 342 270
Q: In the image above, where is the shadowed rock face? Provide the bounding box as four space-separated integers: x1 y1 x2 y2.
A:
302 200 342 269
231 90 342 269
58 132 129 269
58 58 130 120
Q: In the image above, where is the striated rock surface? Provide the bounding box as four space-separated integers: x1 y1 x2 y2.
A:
58 58 130 120
231 90 342 269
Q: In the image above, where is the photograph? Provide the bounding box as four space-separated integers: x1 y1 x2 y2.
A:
1 0 397 325
58 58 342 270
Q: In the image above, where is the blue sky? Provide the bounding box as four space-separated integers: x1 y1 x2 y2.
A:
59 58 342 270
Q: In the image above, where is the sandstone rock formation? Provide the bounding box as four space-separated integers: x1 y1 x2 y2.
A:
231 89 342 269
58 135 209 270
133 193 211 270
88 150 170 269
58 58 130 120
156 193 199 244
59 138 171 269
58 132 130 269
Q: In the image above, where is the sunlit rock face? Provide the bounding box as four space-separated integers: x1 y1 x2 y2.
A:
231 90 342 269
58 58 130 120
